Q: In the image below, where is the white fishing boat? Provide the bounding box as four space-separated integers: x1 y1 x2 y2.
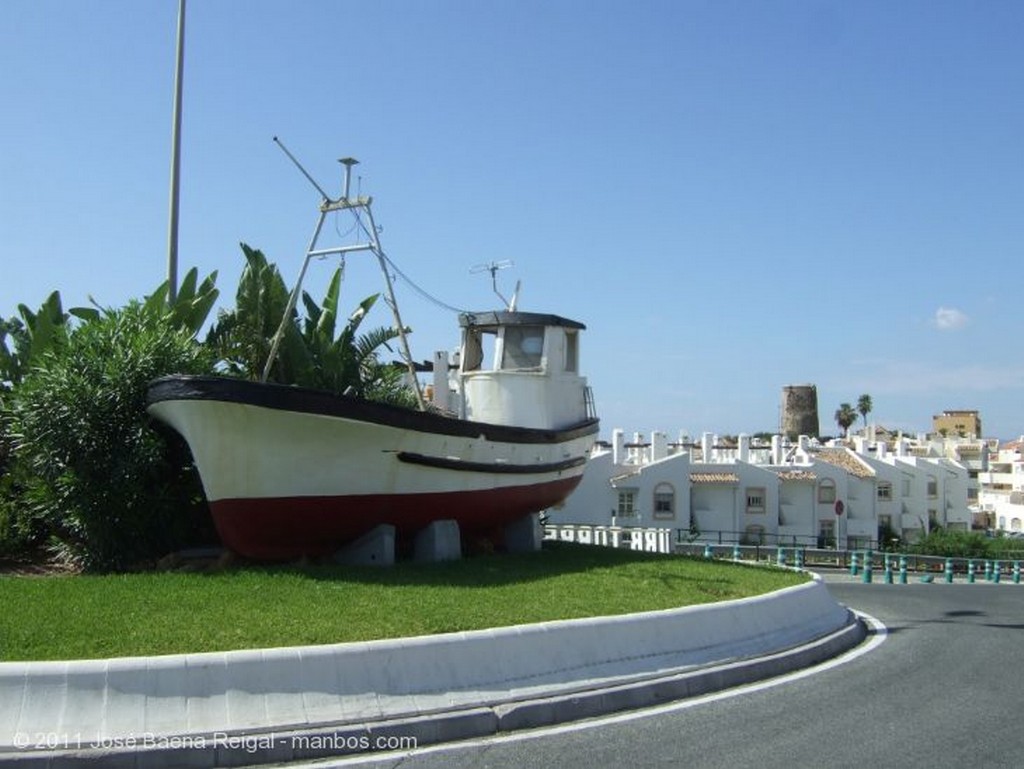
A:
147 154 598 560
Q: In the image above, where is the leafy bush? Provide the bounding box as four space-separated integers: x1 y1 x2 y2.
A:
8 301 216 570
988 535 1024 559
913 529 990 559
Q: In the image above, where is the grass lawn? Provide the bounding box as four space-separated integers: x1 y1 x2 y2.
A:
0 542 808 662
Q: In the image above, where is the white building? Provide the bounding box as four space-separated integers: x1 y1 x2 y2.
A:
548 428 972 548
977 437 1024 533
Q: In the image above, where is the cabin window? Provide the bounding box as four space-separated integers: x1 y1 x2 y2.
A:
564 329 579 373
501 326 544 370
877 482 892 501
462 329 483 371
461 327 497 372
927 475 938 498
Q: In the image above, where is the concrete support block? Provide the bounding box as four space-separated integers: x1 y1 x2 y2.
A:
414 519 461 563
503 513 542 553
333 524 396 567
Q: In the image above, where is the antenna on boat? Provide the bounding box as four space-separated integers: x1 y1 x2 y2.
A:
471 260 518 311
261 141 427 411
273 136 332 202
339 157 358 200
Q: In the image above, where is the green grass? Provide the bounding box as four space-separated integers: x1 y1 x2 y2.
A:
0 542 808 662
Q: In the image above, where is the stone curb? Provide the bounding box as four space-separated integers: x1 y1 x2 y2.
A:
0 574 864 767
0 612 866 767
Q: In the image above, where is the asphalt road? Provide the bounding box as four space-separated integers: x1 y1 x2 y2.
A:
302 579 1023 769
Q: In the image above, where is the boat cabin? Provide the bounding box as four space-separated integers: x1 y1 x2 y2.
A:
454 311 593 430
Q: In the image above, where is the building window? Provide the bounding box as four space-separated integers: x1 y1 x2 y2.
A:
818 479 836 504
617 490 637 518
653 483 675 520
902 478 911 497
927 475 938 498
742 524 766 545
818 519 835 548
877 482 892 501
746 487 766 514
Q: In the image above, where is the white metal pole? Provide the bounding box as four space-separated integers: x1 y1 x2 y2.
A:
166 0 186 303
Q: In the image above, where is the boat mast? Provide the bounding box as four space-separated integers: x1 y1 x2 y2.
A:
262 143 427 411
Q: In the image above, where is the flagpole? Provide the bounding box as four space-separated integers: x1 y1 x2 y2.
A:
166 0 186 303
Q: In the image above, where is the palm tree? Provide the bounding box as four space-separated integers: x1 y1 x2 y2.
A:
857 394 873 428
834 403 857 438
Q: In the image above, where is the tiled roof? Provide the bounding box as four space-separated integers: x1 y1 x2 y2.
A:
776 470 817 481
814 448 875 478
690 472 739 484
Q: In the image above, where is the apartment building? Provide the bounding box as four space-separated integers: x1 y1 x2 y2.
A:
547 429 971 548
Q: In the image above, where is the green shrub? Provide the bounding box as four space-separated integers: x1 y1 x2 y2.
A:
988 535 1024 559
9 302 216 570
914 529 990 559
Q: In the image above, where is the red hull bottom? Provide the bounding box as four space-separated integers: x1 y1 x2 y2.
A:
210 476 582 560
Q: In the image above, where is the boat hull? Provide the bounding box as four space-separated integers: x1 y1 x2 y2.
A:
146 376 598 560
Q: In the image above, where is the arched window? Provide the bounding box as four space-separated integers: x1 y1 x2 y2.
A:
653 483 675 519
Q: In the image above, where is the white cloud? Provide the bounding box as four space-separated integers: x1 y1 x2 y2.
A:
932 306 969 331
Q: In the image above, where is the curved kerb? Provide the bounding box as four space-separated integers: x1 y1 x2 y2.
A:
0 573 865 767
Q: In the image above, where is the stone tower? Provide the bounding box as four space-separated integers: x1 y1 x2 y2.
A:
781 384 819 440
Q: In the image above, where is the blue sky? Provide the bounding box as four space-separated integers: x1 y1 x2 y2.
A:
2 0 1023 440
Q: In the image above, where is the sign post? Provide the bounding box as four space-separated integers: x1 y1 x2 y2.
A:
834 499 844 551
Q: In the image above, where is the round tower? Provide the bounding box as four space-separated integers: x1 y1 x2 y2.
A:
781 384 819 440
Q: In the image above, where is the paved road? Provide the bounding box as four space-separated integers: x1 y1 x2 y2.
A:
294 580 1023 769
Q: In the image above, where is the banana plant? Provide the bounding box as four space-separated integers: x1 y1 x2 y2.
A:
207 245 310 383
0 291 72 388
210 243 414 403
143 267 220 337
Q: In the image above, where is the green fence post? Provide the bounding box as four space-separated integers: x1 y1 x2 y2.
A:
899 556 908 584
850 551 859 576
1014 561 1021 584
993 561 1001 584
944 558 954 584
967 560 975 584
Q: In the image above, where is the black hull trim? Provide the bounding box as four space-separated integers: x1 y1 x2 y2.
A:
147 375 599 445
396 452 587 474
